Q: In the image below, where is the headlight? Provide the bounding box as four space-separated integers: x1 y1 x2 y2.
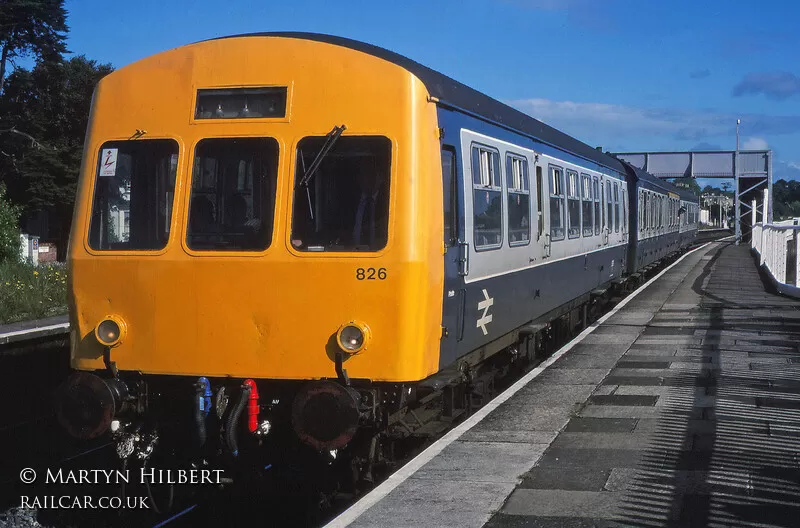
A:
336 321 371 354
94 316 127 347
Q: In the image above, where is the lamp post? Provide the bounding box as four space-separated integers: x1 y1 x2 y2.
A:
735 119 741 244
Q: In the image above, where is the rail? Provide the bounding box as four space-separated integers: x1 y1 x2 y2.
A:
751 220 800 298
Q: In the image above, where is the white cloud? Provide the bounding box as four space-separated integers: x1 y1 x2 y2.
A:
507 98 800 148
789 162 800 170
742 137 769 150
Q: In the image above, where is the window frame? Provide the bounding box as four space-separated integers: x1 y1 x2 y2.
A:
566 169 581 239
186 136 280 254
548 164 566 242
506 153 531 247
86 138 180 255
580 173 593 237
472 144 504 251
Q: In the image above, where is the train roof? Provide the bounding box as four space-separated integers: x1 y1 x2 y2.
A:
208 32 628 174
620 160 698 201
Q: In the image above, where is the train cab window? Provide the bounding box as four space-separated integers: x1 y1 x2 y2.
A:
506 154 530 246
593 177 600 236
472 145 502 249
291 136 391 252
187 138 278 251
606 181 613 233
536 166 544 240
549 166 565 241
89 139 178 251
581 174 593 237
441 148 458 247
566 170 580 239
613 182 620 233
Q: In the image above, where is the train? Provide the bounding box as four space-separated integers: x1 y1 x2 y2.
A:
55 32 698 499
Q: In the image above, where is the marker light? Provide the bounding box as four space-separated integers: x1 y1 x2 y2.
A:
94 316 127 347
336 321 371 354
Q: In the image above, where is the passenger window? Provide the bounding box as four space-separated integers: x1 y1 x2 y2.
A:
566 170 580 239
639 190 644 234
291 136 391 252
187 137 278 251
593 177 600 236
606 181 613 233
472 145 502 249
581 174 593 237
536 165 544 240
549 166 565 241
441 147 458 247
613 182 620 233
89 139 178 251
506 154 530 246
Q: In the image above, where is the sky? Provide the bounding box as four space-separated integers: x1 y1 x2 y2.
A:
54 0 800 184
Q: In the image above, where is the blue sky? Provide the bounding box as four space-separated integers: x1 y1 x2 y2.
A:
58 0 800 184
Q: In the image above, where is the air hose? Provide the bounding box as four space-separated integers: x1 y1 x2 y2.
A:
225 383 251 457
194 377 212 450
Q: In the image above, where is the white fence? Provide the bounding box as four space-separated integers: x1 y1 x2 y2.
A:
752 220 800 298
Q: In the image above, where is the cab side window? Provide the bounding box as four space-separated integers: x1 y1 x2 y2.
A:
441 147 458 247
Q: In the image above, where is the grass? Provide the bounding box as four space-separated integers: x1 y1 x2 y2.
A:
0 260 68 324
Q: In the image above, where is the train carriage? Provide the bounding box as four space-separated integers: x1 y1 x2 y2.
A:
57 32 698 490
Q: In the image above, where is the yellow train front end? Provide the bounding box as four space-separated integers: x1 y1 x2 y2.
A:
57 35 444 466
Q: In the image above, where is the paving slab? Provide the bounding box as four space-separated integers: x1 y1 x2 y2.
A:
339 243 800 528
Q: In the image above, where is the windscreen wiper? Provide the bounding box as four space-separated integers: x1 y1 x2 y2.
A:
296 124 346 189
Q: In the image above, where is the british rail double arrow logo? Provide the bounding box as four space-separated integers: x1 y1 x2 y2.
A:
477 289 494 336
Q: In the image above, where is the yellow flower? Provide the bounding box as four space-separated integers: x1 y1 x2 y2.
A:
33 271 39 276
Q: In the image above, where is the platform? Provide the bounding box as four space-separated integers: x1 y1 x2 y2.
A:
0 314 68 346
330 241 800 528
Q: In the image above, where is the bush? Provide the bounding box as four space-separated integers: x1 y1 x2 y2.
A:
0 184 22 263
0 260 68 323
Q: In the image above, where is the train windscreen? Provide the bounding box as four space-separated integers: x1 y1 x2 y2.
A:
88 139 178 251
291 136 391 252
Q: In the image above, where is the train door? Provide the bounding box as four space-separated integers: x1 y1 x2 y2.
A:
535 162 550 258
440 145 465 363
601 177 610 246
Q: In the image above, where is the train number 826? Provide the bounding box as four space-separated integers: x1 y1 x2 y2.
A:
356 268 387 280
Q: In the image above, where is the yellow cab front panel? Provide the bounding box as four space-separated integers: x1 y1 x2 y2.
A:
68 36 444 382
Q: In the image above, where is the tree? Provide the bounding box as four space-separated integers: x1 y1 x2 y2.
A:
0 0 68 94
0 183 22 262
672 177 701 195
0 56 113 258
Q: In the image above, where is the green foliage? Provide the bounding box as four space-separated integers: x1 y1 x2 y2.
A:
0 55 113 256
701 184 733 197
0 183 22 262
0 0 68 93
672 177 701 194
0 260 67 323
773 179 800 220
